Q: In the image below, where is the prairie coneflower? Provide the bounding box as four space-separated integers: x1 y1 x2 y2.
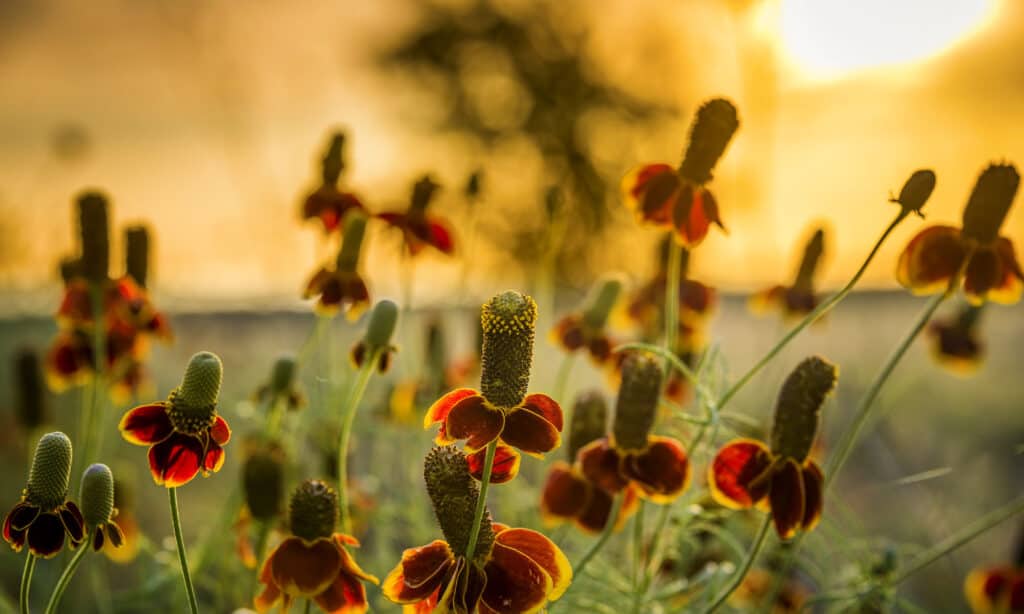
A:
425 291 563 484
255 480 378 613
383 446 571 613
301 132 366 233
928 304 985 374
622 98 739 247
378 175 455 256
304 213 372 320
255 355 305 413
898 163 1022 304
751 228 826 319
708 356 838 539
623 241 716 339
550 276 622 366
964 522 1024 614
237 441 285 568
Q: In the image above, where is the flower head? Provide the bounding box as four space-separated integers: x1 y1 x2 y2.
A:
124 224 151 287
119 351 231 487
751 227 826 319
255 354 305 411
889 169 936 218
550 276 622 365
708 356 838 539
377 175 455 256
898 163 1022 304
624 241 716 340
304 213 372 319
302 132 366 233
350 299 399 373
383 446 571 613
965 521 1024 613
3 432 85 557
928 303 985 374
77 191 110 282
255 479 378 613
425 291 563 484
79 463 124 552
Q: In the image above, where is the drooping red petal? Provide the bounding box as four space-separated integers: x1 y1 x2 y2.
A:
204 441 225 474
578 439 630 494
60 502 85 544
6 502 40 533
636 167 680 226
674 184 712 247
521 394 563 432
424 388 481 441
500 405 560 457
540 463 589 521
382 540 454 603
27 512 66 558
550 315 586 352
313 543 378 613
896 225 967 295
270 536 343 597
446 395 505 453
118 403 173 445
481 541 554 614
708 438 774 509
800 461 824 532
964 246 1004 302
468 445 521 484
494 528 572 601
148 433 205 487
768 459 806 540
620 436 691 504
303 267 333 299
701 188 725 231
964 566 1014 614
425 219 455 254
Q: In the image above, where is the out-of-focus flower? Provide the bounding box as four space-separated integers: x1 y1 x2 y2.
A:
304 213 371 320
2 432 85 558
965 566 1024 613
751 228 826 319
301 132 366 233
622 99 739 247
623 240 716 340
731 569 809 614
14 348 50 431
79 463 124 552
255 480 378 613
898 163 1022 305
378 175 455 256
383 446 571 613
425 292 562 484
104 478 140 563
254 355 305 412
237 441 286 569
928 304 985 374
708 356 837 539
550 276 622 366
119 352 231 487
350 299 398 373
388 317 453 425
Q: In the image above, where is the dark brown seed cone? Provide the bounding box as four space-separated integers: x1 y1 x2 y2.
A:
243 447 285 521
770 356 838 461
124 225 150 287
793 228 825 291
567 390 608 461
890 169 936 216
479 291 537 409
77 191 110 282
58 257 82 284
410 175 440 216
288 479 338 541
679 98 740 186
424 446 494 563
15 348 48 430
611 352 663 452
961 163 1020 244
321 132 345 186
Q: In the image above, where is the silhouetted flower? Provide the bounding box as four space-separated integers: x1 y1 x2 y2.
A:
301 132 366 233
378 176 455 256
550 276 622 365
304 214 371 319
751 228 826 319
349 300 399 373
965 566 1024 614
928 304 985 373
79 463 124 552
254 355 305 412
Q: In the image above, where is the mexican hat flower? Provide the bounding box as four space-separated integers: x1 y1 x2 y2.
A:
350 299 399 373
966 565 1024 613
119 351 231 487
928 303 985 374
624 241 716 338
255 480 378 613
898 163 1023 304
79 463 124 552
577 352 691 503
622 98 739 247
304 213 372 320
3 432 85 557
255 355 305 412
425 291 563 484
708 356 838 539
383 445 571 613
378 175 455 256
540 391 640 533
550 276 622 366
237 440 286 568
751 227 826 319
301 132 366 233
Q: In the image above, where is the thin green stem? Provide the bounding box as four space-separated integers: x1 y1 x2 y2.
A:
572 493 625 578
664 241 683 363
19 553 35 614
337 357 377 535
464 440 498 563
169 487 200 614
253 520 272 569
264 397 286 439
552 354 575 406
44 543 90 614
304 598 312 614
699 515 772 614
717 213 906 412
631 502 646 592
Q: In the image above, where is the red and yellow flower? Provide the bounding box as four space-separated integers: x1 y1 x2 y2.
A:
965 565 1024 614
378 176 455 256
928 304 984 374
301 132 366 234
304 214 372 320
751 228 826 319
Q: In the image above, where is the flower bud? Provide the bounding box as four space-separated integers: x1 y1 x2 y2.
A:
77 191 110 282
15 348 48 430
124 225 150 288
889 169 936 217
288 480 338 541
335 213 367 272
567 391 608 461
581 276 623 330
424 446 494 562
321 132 345 187
679 98 739 185
27 432 73 510
961 163 1019 244
243 447 285 522
168 351 223 434
793 228 825 291
770 356 838 461
267 355 297 399
611 353 663 452
480 291 537 408
410 175 441 216
80 463 115 527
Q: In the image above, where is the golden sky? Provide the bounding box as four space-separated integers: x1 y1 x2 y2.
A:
0 0 1021 310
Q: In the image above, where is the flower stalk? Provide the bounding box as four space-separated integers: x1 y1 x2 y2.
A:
463 438 497 563
19 553 35 614
699 515 772 614
168 487 199 614
43 544 89 614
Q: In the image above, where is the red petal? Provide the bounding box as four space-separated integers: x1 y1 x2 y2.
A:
204 441 225 474
982 237 1024 304
446 395 504 453
620 436 690 503
540 463 589 521
964 246 1004 300
303 267 333 299
59 502 85 544
578 439 630 494
500 404 560 457
494 528 572 601
550 315 586 352
7 502 40 532
426 219 455 254
119 403 173 445
481 542 553 613
637 167 680 225
468 445 521 484
896 225 966 294
382 541 454 603
801 461 824 532
769 459 806 540
424 388 481 437
521 394 563 432
314 543 377 613
673 184 712 247
269 536 344 597
708 439 773 509
27 512 66 558
210 415 231 445
148 433 204 487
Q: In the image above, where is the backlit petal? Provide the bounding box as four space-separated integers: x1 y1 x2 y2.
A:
540 463 589 522
204 441 225 474
426 219 455 254
500 405 560 457
708 438 773 509
769 459 806 540
674 184 712 247
896 225 967 294
314 544 377 614
520 394 563 432
424 388 480 432
494 528 572 602
621 436 691 504
148 433 204 487
964 566 1013 614
578 439 630 494
550 315 586 352
59 502 85 544
270 536 343 597
468 445 521 484
383 541 454 603
210 415 231 445
446 395 505 453
482 542 554 614
118 403 173 445
800 461 824 532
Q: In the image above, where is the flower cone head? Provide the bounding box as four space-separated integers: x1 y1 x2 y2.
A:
581 276 623 330
268 354 297 398
410 175 441 216
80 463 115 527
288 479 338 542
679 98 739 185
424 445 494 563
480 291 537 409
27 431 73 510
59 257 82 284
124 224 150 287
335 213 368 272
611 352 663 452
769 357 838 461
321 131 345 186
244 446 285 521
891 169 936 216
567 390 608 461
15 348 48 430
794 228 825 292
167 351 223 434
962 163 1020 244
77 190 110 282
364 299 399 352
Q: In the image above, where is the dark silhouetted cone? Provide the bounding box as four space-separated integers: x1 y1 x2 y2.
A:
268 355 297 399
611 353 663 451
77 191 110 282
581 276 623 330
961 163 1020 244
168 352 222 433
124 225 150 287
80 463 115 527
288 479 338 541
58 257 82 284
410 175 440 215
679 98 739 185
321 132 346 186
770 356 838 461
243 447 284 521
480 291 537 408
890 169 936 216
335 213 367 271
27 432 73 510
567 391 608 460
794 229 825 291
361 300 399 356
15 348 48 430
424 446 494 562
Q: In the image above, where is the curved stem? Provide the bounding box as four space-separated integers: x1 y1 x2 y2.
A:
552 355 575 406
169 487 200 614
717 213 906 412
700 515 772 614
464 440 497 563
19 553 35 614
337 357 377 535
572 493 625 578
664 241 683 364
44 543 90 614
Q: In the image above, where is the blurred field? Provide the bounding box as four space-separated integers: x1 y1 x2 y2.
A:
0 291 1020 612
